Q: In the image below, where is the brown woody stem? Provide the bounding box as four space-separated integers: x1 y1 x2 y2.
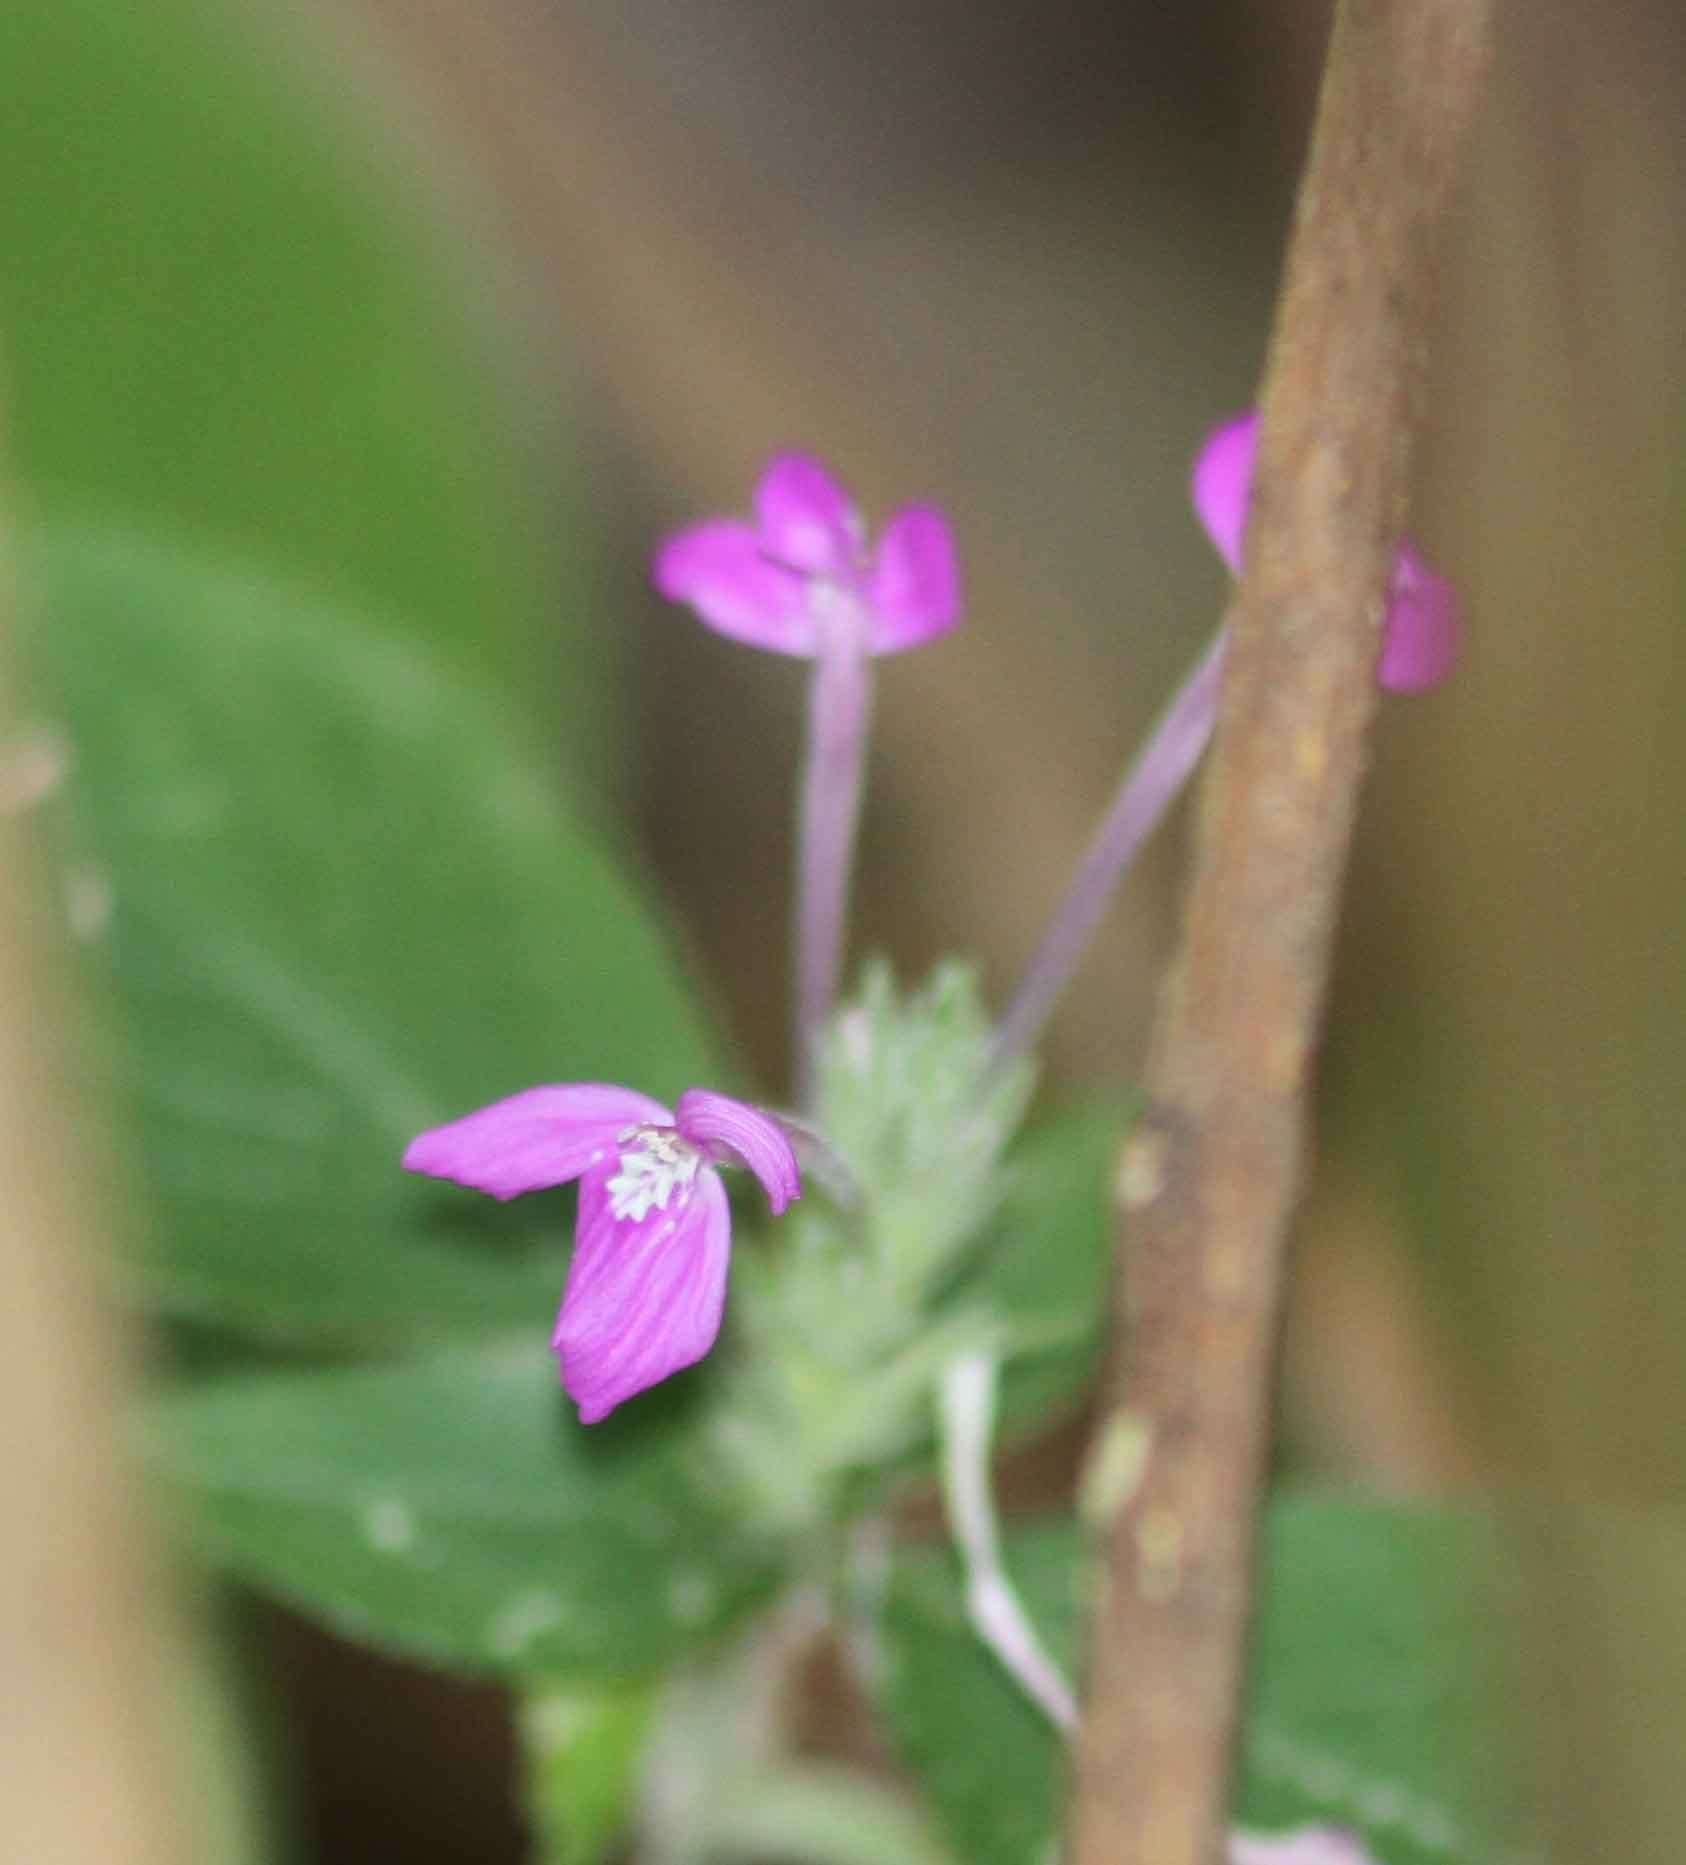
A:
1066 5 1493 1863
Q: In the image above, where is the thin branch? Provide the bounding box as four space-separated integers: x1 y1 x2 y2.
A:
1066 6 1494 1864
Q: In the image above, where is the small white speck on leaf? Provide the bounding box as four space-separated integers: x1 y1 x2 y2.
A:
64 865 113 941
1358 1783 1406 1829
665 1570 715 1627
526 1692 595 1751
0 724 71 814
488 1591 564 1659
360 1496 416 1555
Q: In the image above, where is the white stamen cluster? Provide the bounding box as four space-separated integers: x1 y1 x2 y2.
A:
606 1125 702 1223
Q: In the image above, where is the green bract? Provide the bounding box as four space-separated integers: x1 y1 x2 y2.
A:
714 965 1041 1524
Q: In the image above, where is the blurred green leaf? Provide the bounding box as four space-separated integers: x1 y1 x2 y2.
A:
873 1520 1074 1865
1237 1498 1508 1856
28 523 717 1344
876 1497 1510 1865
521 1677 661 1865
175 1599 287 1865
703 1764 958 1865
956 1103 1127 1435
0 0 583 724
147 1347 782 1676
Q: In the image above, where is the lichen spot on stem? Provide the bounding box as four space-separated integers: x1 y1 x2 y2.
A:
1136 1504 1186 1604
1080 1409 1152 1533
1117 1127 1168 1211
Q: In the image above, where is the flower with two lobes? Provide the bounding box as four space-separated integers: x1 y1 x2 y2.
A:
403 1086 799 1423
653 451 962 655
1193 410 1461 692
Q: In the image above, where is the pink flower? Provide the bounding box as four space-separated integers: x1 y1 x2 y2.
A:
1230 1830 1378 1865
1192 412 1460 693
404 1085 800 1423
653 452 961 657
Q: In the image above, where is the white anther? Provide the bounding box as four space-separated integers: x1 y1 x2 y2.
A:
606 1126 702 1223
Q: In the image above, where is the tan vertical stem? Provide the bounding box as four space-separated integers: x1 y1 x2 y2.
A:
1066 5 1493 1863
0 452 195 1859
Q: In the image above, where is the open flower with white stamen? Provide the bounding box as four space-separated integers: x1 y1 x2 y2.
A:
403 1084 800 1423
653 450 961 658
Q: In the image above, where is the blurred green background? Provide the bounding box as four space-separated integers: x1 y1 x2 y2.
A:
1 0 1683 1860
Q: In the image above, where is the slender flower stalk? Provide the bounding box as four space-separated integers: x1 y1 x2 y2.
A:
990 409 1462 1075
989 628 1228 1075
794 613 872 1107
654 453 961 1107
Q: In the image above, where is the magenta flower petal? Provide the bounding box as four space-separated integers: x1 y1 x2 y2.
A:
1191 412 1256 574
402 1083 672 1201
1377 541 1461 693
405 1078 800 1421
656 455 964 662
754 452 860 577
867 505 963 651
554 1165 733 1422
652 519 817 655
1191 409 1459 691
1230 1829 1378 1865
674 1088 801 1215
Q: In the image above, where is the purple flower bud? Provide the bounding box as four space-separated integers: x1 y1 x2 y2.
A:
1192 411 1461 693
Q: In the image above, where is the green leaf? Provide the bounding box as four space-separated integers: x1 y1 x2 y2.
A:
703 1765 958 1865
28 524 718 1345
876 1496 1511 1865
1237 1499 1507 1855
146 1347 781 1677
0 0 576 720
521 1678 661 1865
873 1521 1076 1865
958 1103 1127 1435
173 1599 288 1865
